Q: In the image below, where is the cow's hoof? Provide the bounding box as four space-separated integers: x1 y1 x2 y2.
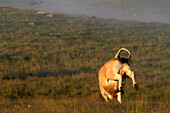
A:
134 84 139 91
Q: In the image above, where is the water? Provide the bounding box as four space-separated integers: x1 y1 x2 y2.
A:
0 0 170 22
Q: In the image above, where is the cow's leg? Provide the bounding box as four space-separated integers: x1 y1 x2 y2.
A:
106 74 123 103
100 86 109 102
106 80 117 101
115 74 122 92
102 92 109 102
126 71 139 90
106 74 122 91
108 94 113 101
115 74 122 103
117 92 121 103
102 90 113 102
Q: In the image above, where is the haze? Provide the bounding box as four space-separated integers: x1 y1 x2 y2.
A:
0 0 170 22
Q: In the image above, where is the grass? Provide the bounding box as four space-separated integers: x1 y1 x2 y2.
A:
0 74 99 112
0 73 169 112
0 6 169 112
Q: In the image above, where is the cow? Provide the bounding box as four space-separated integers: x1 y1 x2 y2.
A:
98 48 139 103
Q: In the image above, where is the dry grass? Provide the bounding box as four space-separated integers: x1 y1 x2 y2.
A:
0 73 169 113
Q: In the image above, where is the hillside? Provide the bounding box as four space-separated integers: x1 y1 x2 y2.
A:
0 7 169 112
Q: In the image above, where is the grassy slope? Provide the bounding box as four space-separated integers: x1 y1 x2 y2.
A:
0 7 169 112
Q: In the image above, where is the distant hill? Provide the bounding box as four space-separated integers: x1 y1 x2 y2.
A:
0 0 170 22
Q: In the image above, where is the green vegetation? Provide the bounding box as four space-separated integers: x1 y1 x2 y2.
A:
0 6 169 112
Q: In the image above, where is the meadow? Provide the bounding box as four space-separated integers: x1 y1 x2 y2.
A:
0 6 169 112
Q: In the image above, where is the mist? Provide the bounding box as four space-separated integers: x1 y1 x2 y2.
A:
0 0 170 22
